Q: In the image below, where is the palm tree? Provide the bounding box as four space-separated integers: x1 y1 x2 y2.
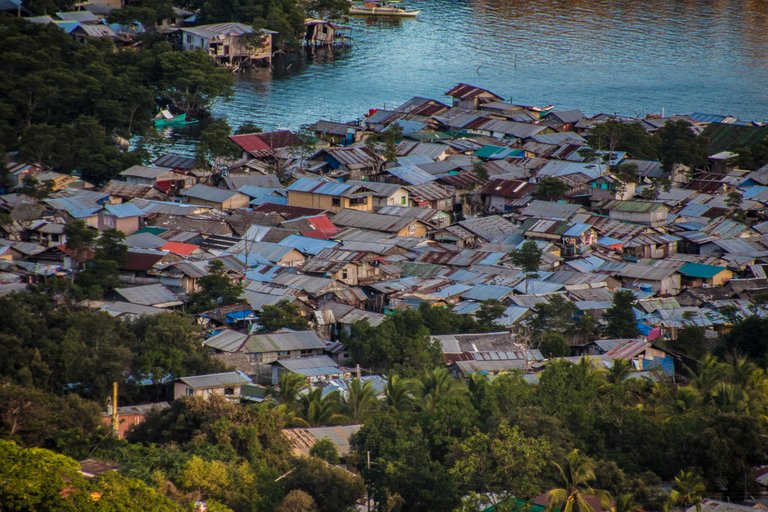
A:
384 374 416 414
606 359 632 386
545 449 611 512
665 470 705 512
299 388 345 427
612 493 642 512
342 378 379 423
416 367 466 411
273 372 308 404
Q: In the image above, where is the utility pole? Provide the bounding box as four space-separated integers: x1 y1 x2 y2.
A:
366 450 372 511
111 382 119 437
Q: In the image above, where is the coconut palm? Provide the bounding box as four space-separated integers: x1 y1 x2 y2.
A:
342 378 379 423
664 470 705 512
299 388 345 427
273 372 308 404
416 367 466 411
606 359 632 386
612 493 642 512
545 449 611 512
384 374 416 414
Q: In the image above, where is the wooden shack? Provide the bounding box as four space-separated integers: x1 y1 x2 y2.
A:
179 22 277 68
304 19 351 47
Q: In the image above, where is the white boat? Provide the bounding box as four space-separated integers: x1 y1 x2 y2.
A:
348 1 420 17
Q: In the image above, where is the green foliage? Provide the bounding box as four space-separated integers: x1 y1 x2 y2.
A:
674 326 706 359
258 300 310 333
539 332 571 357
0 294 224 403
451 421 552 500
657 120 708 173
509 240 542 276
545 449 609 512
0 383 102 456
343 309 442 372
235 121 263 135
665 470 705 512
536 177 569 200
586 120 660 160
198 0 307 43
277 489 318 512
188 260 244 312
0 19 232 183
108 0 175 27
282 457 365 512
196 119 241 166
528 295 578 338
735 136 768 170
309 438 340 464
604 290 640 338
0 440 186 511
352 414 461 511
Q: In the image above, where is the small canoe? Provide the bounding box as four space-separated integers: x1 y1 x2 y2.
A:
154 112 188 126
348 5 420 16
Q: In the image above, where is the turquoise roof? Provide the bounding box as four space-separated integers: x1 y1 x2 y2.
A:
679 262 727 279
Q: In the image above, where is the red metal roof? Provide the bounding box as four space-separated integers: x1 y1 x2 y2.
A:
252 202 326 220
229 130 301 153
160 241 199 256
444 83 502 101
123 251 165 271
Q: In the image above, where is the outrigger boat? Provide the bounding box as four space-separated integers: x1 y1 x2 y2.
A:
153 109 198 127
348 0 420 17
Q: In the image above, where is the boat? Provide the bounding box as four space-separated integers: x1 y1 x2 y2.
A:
153 110 197 127
348 0 420 17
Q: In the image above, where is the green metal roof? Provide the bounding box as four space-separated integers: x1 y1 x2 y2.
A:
678 262 727 279
702 123 768 154
136 226 168 235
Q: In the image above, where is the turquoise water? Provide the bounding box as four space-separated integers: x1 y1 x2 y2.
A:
206 0 768 132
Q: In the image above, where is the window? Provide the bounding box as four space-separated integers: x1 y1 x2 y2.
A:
277 351 289 358
332 197 341 207
400 196 407 205
186 34 192 43
224 387 235 395
342 269 349 280
186 387 194 396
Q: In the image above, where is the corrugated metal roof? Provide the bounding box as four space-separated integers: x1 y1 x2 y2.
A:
104 203 144 218
204 329 249 352
279 234 338 255
387 165 437 185
461 283 515 301
245 330 326 352
178 371 252 389
182 184 243 203
114 283 181 307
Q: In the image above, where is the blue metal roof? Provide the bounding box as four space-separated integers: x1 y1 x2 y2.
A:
387 165 436 185
461 284 515 301
690 112 727 123
563 223 592 237
679 262 727 279
278 235 338 255
104 203 144 218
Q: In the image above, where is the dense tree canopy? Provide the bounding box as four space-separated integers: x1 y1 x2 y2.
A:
0 18 233 184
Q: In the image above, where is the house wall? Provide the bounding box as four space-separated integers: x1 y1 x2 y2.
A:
590 180 636 201
395 221 428 238
173 383 242 400
277 252 306 268
382 189 410 207
288 190 373 213
100 412 148 440
608 209 668 228
181 31 209 52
